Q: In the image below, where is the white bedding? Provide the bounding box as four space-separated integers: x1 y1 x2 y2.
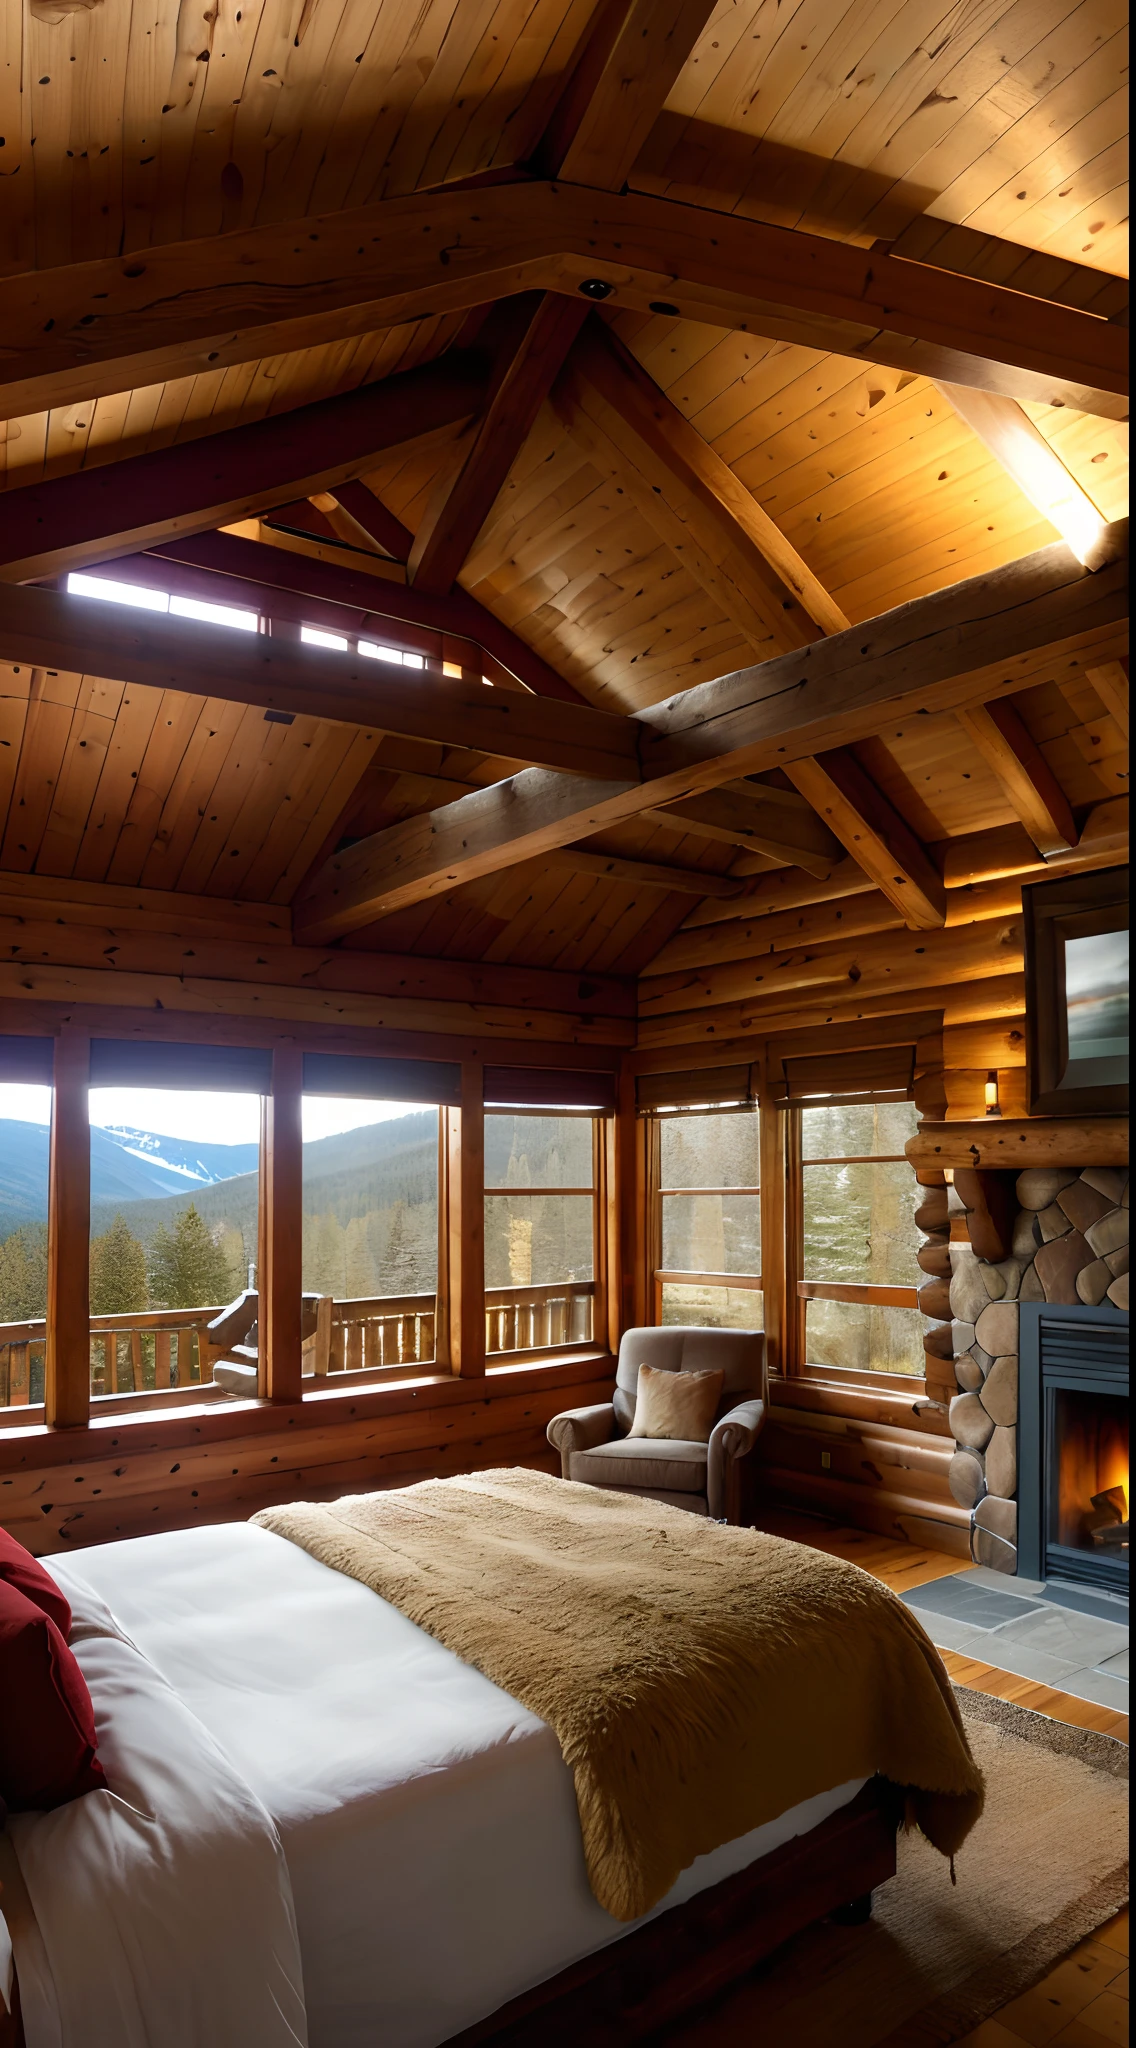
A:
10 1521 864 2048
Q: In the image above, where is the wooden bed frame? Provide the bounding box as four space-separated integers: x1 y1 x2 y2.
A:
0 1779 898 2048
446 1778 902 2046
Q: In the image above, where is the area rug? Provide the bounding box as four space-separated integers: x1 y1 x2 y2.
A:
664 1686 1129 2048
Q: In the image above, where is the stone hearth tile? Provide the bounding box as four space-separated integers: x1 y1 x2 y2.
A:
991 1605 1129 1670
1060 1665 1130 1711
1095 1647 1130 1680
1086 1207 1130 1258
1034 1229 1091 1303
1081 1166 1129 1205
1057 1179 1116 1231
971 1641 1087 1686
1077 1257 1114 1305
967 1565 1047 1597
1038 1201 1073 1242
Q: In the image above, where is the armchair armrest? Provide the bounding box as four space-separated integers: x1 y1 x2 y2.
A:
547 1403 616 1478
707 1398 766 1520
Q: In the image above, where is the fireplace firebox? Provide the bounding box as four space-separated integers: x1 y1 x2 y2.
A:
1018 1302 1129 1597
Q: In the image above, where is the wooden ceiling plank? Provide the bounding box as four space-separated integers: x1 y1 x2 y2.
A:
0 355 487 584
4 184 1126 422
955 698 1079 856
0 581 636 779
531 0 722 191
547 847 746 896
0 667 85 875
409 293 589 594
783 748 947 930
291 524 1129 939
1085 659 1129 740
647 781 842 876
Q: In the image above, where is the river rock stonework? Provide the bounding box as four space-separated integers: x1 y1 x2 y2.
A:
945 1166 1130 1574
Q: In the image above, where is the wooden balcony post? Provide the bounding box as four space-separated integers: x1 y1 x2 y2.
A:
259 1046 303 1402
46 1027 90 1429
445 1059 485 1377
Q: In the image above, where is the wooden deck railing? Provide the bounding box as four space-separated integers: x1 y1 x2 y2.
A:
485 1279 594 1356
0 1278 595 1406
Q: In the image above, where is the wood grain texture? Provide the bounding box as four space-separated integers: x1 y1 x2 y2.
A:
259 1047 304 1403
45 1027 91 1431
784 750 946 930
957 700 1080 856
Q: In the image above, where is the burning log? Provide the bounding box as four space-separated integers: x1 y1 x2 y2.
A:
1088 1485 1129 1548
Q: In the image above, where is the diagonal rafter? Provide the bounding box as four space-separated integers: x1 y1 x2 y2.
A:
956 699 1079 857
782 750 947 929
529 0 721 191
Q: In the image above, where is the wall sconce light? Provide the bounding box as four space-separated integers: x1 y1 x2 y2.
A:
984 1070 1002 1117
943 1167 955 1185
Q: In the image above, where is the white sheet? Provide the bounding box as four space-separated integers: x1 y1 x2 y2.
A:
5 1569 306 2048
42 1522 864 2048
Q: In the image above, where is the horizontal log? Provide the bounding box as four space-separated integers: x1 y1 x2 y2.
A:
0 582 633 778
907 1118 1130 1170
0 960 634 1045
913 1068 1029 1120
761 1424 953 1503
633 970 1028 1052
0 917 635 1020
935 796 1129 885
678 858 876 931
638 916 1024 1019
768 1376 952 1437
759 1464 971 1534
5 182 1126 422
0 870 290 944
935 1018 1028 1069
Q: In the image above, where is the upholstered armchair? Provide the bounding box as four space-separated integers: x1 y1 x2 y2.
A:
547 1325 766 1524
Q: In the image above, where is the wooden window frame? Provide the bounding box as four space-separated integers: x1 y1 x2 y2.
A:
647 1106 764 1328
482 1104 609 1366
2 1016 620 1438
785 1105 925 1392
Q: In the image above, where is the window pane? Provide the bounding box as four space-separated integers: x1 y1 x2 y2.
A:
661 1282 763 1331
302 1101 439 1373
86 1087 261 1400
0 1084 51 1407
803 1158 920 1285
662 1193 760 1274
484 1114 593 1188
660 1109 758 1189
484 1194 593 1288
805 1299 925 1376
801 1100 918 1160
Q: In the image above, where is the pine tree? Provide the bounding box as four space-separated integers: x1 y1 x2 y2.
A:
89 1215 149 1315
0 1224 49 1320
147 1203 237 1310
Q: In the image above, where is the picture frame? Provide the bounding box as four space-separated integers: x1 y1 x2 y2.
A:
1022 865 1129 1117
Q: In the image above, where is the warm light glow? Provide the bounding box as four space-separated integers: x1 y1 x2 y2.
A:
1056 1391 1129 1551
984 1071 1001 1116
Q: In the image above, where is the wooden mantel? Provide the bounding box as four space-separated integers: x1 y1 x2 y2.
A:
907 1118 1130 1171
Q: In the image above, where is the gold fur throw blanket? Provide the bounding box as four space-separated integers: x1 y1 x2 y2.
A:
253 1469 984 1921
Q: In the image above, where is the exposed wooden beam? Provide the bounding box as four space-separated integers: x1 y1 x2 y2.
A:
955 699 1079 856
783 749 947 929
326 483 413 563
678 858 878 930
143 530 588 703
530 0 720 190
937 382 1110 567
547 848 746 897
0 356 487 584
552 318 845 652
648 782 842 877
409 293 588 594
1086 660 1129 739
292 527 1128 939
4 184 1125 424
0 580 638 779
881 219 1128 325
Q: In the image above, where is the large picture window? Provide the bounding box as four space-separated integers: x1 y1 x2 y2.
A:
484 1113 597 1355
654 1108 762 1330
797 1099 923 1377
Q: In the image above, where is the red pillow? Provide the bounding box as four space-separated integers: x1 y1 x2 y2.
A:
0 1583 107 1813
0 1528 72 1638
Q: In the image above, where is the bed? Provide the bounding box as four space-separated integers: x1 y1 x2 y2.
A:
0 1482 978 2048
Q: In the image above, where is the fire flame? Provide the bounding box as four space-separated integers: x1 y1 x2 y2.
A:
1056 1392 1129 1551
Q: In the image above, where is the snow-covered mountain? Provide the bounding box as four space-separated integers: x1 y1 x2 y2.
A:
0 1120 260 1238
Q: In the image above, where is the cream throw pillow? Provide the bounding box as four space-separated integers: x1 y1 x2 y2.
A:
627 1364 724 1444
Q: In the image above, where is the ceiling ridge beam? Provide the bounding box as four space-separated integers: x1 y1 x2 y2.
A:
3 184 1126 424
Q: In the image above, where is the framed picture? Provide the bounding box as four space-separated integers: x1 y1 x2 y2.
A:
1023 866 1129 1117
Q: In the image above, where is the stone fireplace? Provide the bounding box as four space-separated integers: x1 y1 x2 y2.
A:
944 1166 1130 1576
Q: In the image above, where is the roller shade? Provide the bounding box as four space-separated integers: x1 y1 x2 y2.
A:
636 1063 758 1113
483 1066 617 1111
88 1039 273 1093
774 1044 915 1105
303 1052 461 1105
0 1036 54 1085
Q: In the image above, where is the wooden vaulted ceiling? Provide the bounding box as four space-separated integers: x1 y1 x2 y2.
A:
0 0 1128 1003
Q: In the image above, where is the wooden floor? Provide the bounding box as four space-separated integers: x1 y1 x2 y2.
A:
669 1508 1129 2048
